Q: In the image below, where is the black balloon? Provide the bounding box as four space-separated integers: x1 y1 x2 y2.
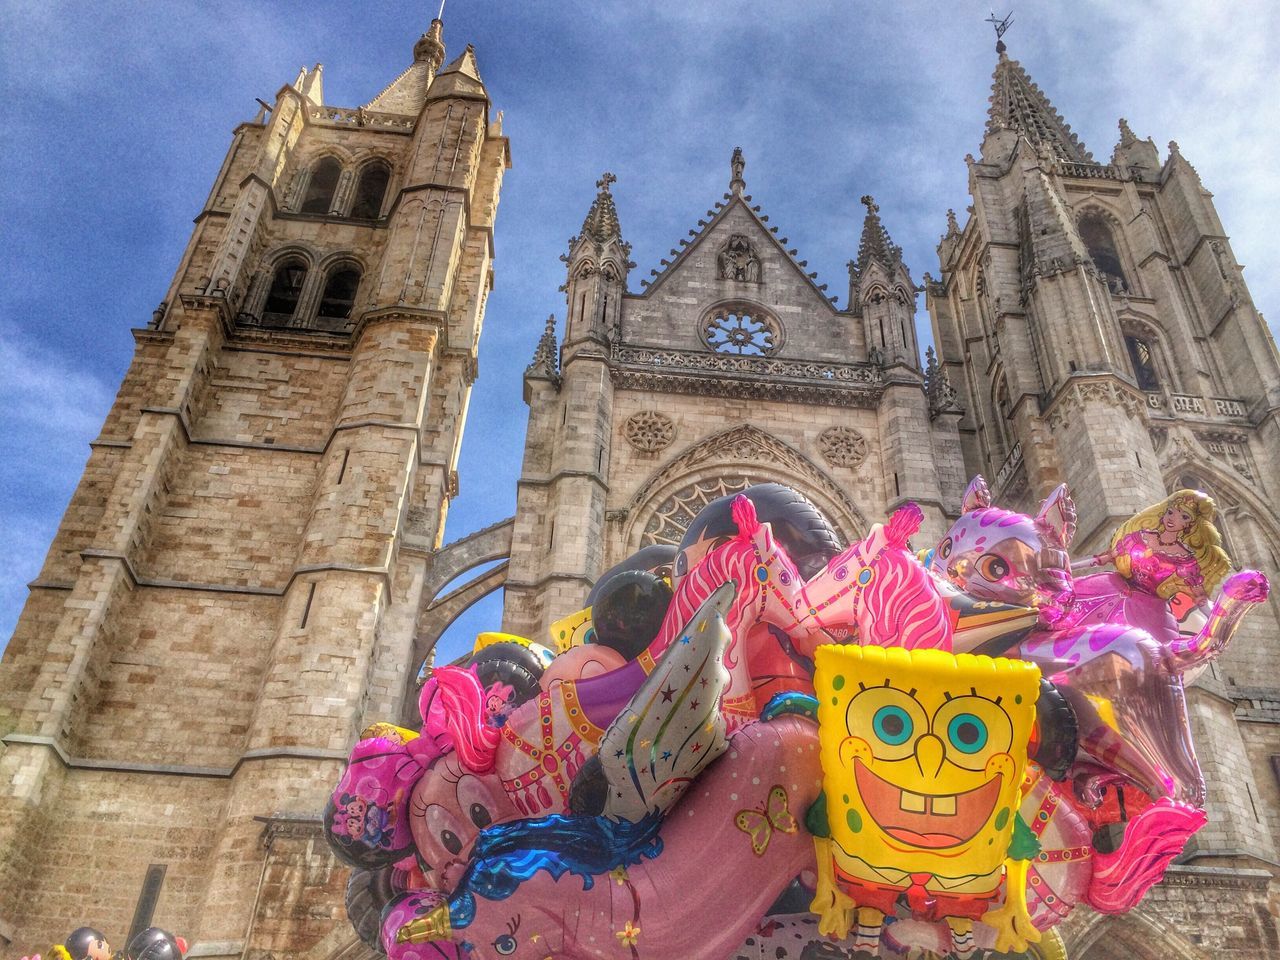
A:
122 928 184 960
591 570 674 661
677 483 843 581
63 928 109 960
467 641 545 709
345 865 403 949
1032 678 1079 782
586 544 677 607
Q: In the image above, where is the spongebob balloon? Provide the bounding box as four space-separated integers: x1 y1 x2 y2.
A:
809 645 1042 958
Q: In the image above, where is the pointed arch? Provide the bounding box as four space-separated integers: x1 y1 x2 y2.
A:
1067 909 1209 960
299 155 344 214
623 424 867 552
1075 201 1136 295
349 158 392 218
1160 454 1280 568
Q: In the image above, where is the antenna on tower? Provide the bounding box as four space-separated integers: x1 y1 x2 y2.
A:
437 0 447 20
985 9 1013 54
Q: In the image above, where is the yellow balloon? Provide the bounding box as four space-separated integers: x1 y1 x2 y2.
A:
547 606 595 653
812 645 1040 926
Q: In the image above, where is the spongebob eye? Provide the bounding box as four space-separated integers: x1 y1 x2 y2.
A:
975 553 1010 581
933 694 1013 770
493 934 518 955
947 713 989 754
938 537 953 559
843 685 928 761
872 705 913 746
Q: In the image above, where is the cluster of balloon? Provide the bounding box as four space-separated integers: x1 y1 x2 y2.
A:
321 478 1267 960
23 927 187 960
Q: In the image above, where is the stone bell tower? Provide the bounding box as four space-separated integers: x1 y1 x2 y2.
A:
927 36 1280 953
0 16 508 956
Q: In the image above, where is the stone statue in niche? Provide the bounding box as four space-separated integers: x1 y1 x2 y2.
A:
718 234 760 282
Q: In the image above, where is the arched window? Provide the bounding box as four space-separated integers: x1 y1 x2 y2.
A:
316 266 361 324
1079 214 1129 294
263 260 307 324
1125 334 1160 390
349 162 391 219
299 157 341 215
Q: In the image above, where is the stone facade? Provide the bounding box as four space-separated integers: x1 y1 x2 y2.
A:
927 48 1280 957
504 42 1280 960
2 20 1278 960
0 19 507 958
503 163 957 642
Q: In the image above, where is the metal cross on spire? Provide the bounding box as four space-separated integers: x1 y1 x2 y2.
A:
985 9 1013 54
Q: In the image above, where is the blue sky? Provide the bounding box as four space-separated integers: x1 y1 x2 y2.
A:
2 1 1277 663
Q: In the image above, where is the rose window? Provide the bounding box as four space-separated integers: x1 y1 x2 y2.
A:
701 306 781 356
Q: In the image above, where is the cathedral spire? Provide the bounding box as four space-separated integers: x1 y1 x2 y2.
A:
855 195 903 274
986 51 1092 162
579 172 622 243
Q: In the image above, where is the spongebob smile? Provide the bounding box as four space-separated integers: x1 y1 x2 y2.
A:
854 759 1002 848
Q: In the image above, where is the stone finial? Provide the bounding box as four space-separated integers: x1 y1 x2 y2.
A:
1118 117 1137 145
854 194 903 276
946 208 960 236
526 314 559 379
925 345 961 416
414 18 445 69
577 173 623 244
730 147 746 195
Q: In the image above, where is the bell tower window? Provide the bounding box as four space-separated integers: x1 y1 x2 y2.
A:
317 267 362 325
299 157 341 215
263 260 308 325
349 163 391 219
1079 214 1129 294
1125 334 1160 390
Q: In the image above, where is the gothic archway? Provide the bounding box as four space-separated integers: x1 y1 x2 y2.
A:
623 424 867 555
400 518 513 722
1066 910 1208 960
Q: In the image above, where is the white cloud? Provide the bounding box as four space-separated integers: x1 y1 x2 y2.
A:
0 327 114 648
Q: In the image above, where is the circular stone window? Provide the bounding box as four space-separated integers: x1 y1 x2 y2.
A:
818 426 868 468
700 304 782 356
623 411 675 452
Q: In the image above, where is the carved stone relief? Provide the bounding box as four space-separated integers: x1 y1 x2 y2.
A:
623 411 675 452
717 235 761 282
817 426 869 469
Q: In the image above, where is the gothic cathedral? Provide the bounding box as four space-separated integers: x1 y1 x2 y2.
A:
1 15 1278 960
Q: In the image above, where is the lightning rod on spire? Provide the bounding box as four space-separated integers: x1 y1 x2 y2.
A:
437 0 447 20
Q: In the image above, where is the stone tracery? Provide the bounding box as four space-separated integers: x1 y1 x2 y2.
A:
623 411 675 452
817 426 869 468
